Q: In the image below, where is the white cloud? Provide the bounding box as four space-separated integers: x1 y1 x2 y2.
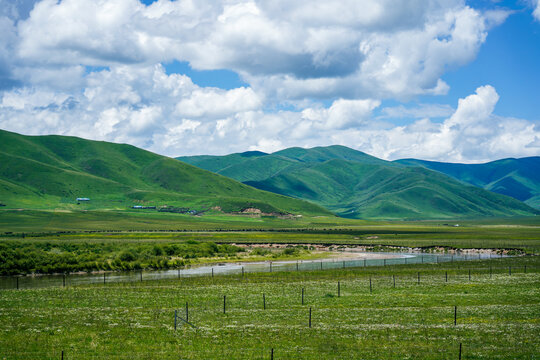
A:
0 0 537 163
533 0 540 21
5 0 501 101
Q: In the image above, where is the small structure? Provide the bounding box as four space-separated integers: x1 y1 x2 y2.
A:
76 198 90 202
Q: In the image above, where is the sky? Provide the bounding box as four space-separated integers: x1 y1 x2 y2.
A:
0 0 539 163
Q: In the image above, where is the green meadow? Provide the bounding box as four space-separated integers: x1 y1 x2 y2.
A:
0 256 538 359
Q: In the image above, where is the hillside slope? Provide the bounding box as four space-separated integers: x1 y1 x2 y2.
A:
396 157 540 209
178 146 539 219
0 130 330 215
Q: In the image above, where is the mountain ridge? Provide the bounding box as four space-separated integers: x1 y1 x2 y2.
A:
178 146 539 219
0 129 331 216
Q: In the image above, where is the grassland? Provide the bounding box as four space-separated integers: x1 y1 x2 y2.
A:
0 256 538 359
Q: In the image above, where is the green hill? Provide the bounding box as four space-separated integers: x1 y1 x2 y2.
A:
178 146 539 220
0 130 330 216
396 157 540 209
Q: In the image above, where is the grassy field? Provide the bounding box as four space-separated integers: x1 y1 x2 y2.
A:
0 256 538 359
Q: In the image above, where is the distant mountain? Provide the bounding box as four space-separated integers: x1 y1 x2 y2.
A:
178 146 539 219
0 130 330 215
396 157 540 209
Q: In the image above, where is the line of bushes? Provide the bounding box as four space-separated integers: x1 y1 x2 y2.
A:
0 240 244 275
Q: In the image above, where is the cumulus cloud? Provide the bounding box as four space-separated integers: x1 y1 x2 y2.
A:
4 0 503 101
0 0 537 163
533 0 540 21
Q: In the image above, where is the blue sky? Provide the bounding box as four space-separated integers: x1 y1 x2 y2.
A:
0 0 539 162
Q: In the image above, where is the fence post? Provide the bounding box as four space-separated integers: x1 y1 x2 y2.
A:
271 348 274 360
270 262 272 273
16 277 19 290
242 266 244 278
454 306 457 326
445 271 448 283
458 343 462 360
174 310 177 331
296 262 299 271
212 268 214 278
320 261 323 270
61 350 64 360
309 307 312 328
468 269 471 281
369 277 372 293
63 274 66 287
178 269 180 279
302 288 304 305
263 293 266 310
103 273 106 285
393 275 395 288
140 270 143 282
338 281 340 297
417 272 420 284
186 302 189 323
223 295 226 314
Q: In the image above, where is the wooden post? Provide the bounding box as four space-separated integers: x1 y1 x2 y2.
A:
223 295 226 314
369 277 372 293
263 293 266 310
174 310 177 331
302 288 304 305
338 281 340 297
458 343 462 360
454 306 457 326
309 307 312 328
186 302 189 323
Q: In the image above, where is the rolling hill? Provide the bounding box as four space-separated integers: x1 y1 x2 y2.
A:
0 129 330 216
178 146 539 219
396 157 540 209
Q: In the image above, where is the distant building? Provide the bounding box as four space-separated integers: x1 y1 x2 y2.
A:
76 198 90 202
